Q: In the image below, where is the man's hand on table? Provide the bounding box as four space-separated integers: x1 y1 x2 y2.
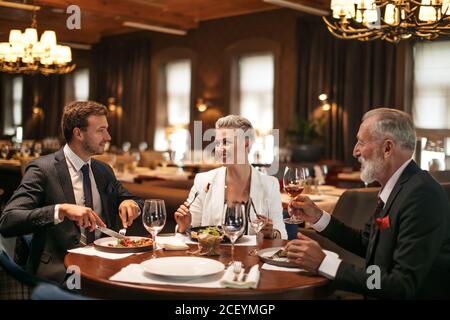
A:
285 232 326 274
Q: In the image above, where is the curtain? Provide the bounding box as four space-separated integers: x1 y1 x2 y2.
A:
295 17 414 165
22 74 67 140
0 73 67 140
91 33 152 147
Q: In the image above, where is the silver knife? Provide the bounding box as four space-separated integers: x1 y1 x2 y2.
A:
96 226 127 239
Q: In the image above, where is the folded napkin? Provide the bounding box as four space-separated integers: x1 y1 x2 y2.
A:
110 264 223 288
156 236 189 250
67 246 134 260
261 263 305 273
220 264 260 289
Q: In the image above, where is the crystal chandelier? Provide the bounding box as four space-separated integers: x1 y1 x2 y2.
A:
0 10 75 75
323 0 450 43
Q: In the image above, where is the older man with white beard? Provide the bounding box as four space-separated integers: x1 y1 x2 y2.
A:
286 108 450 299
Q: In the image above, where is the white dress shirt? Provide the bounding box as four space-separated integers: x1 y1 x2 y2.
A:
54 144 104 238
313 159 412 279
180 166 288 239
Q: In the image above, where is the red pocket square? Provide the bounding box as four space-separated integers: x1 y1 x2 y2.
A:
375 216 390 231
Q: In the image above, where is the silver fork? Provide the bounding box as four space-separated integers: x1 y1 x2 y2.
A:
187 191 200 207
119 228 127 237
232 261 242 282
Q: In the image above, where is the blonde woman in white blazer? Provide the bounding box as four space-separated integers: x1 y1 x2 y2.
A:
175 115 287 239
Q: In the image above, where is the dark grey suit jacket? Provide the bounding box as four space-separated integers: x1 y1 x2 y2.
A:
0 149 144 283
320 161 450 299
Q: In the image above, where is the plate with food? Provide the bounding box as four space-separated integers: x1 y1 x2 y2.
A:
188 226 229 243
258 246 338 268
94 236 153 253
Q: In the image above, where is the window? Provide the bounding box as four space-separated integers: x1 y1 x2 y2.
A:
74 68 89 101
232 53 275 164
413 41 450 169
2 76 23 136
413 41 450 129
154 59 191 161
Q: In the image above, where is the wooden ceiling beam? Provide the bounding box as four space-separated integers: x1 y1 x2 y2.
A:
34 0 198 29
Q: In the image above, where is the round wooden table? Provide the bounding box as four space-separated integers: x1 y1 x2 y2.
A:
64 238 333 299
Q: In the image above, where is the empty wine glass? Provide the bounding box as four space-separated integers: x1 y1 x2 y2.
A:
283 166 306 225
142 199 166 259
1 144 9 159
248 198 269 256
138 141 148 152
33 143 42 157
222 202 246 265
122 141 131 153
21 144 31 158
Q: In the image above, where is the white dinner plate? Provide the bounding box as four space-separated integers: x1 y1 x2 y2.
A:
141 256 225 279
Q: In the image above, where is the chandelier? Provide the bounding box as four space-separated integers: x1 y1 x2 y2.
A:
323 0 450 43
0 10 75 75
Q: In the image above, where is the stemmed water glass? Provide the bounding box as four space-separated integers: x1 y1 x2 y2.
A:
222 202 246 265
34 143 42 158
142 199 166 259
283 166 306 224
21 144 31 158
248 198 269 256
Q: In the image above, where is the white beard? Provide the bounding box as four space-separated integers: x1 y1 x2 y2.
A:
359 155 384 184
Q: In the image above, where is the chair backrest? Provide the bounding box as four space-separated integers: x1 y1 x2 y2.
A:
139 150 167 168
333 187 380 229
430 170 450 183
440 182 450 202
31 283 92 300
93 153 117 166
0 250 40 288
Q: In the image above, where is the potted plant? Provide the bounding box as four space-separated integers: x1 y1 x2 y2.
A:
285 116 325 163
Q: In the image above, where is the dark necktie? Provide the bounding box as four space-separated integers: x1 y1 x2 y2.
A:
81 163 95 244
367 197 385 262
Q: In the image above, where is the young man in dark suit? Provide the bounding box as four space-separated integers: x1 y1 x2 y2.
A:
0 101 144 284
287 108 450 299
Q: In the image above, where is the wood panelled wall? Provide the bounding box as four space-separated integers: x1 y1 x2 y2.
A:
143 8 302 146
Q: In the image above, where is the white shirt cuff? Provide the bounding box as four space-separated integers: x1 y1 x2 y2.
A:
54 204 64 225
311 210 331 232
318 254 342 279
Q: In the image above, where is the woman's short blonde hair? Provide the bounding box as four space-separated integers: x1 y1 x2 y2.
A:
215 115 255 143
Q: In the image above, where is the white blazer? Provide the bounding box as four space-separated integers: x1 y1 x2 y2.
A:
186 166 287 239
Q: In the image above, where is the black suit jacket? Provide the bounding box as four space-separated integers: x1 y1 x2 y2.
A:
320 161 450 299
0 149 144 283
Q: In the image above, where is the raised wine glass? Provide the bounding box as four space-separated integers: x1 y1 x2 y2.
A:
222 202 246 265
283 166 306 224
142 199 166 259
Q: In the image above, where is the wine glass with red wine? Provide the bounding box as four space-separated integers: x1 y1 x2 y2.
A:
283 166 306 224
